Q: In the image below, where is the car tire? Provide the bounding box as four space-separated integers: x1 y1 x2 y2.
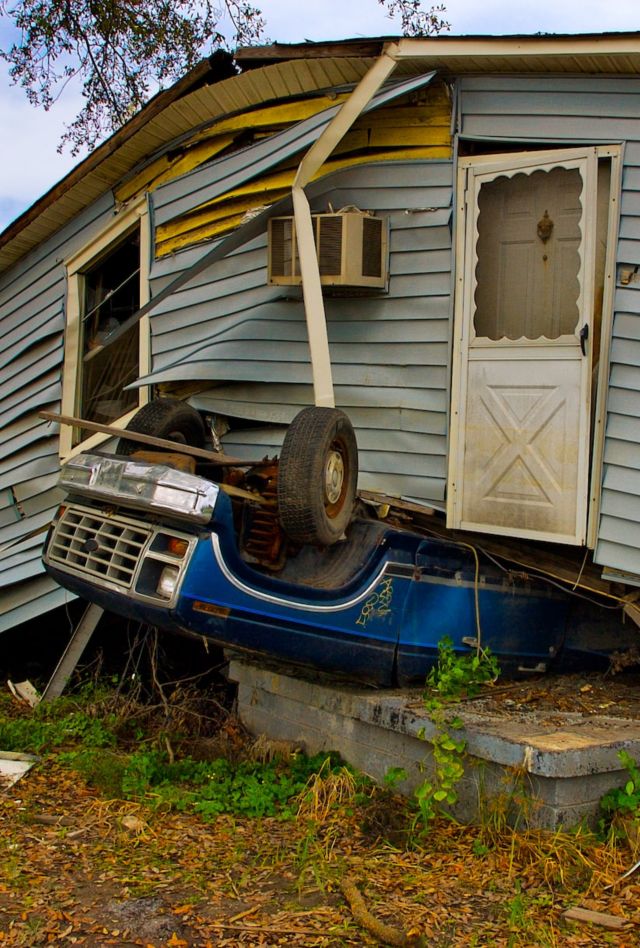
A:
278 407 358 546
115 398 206 455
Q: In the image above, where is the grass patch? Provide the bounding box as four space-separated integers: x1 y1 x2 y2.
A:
0 684 359 821
66 745 354 819
0 686 118 753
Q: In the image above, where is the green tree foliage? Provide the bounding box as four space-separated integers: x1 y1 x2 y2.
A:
0 0 264 152
383 0 447 37
0 0 448 153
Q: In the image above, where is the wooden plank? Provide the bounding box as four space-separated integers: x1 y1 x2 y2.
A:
40 604 104 702
39 411 266 468
562 907 631 931
126 450 269 505
234 40 385 63
359 489 435 517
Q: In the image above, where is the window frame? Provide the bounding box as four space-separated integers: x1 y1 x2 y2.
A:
60 198 151 459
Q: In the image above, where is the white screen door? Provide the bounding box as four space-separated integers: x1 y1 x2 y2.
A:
448 148 598 544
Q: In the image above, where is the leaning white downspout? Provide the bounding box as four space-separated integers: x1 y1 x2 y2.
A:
292 46 400 408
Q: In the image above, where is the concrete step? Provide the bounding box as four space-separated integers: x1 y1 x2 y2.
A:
229 659 640 829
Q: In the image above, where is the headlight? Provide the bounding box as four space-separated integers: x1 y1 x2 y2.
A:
156 565 180 600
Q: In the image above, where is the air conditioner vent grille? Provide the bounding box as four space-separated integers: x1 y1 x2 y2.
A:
270 218 297 278
318 217 343 275
362 216 383 278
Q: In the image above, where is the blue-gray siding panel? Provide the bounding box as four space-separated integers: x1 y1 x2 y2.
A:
190 383 448 426
0 577 74 633
459 75 640 576
148 159 453 504
0 193 114 629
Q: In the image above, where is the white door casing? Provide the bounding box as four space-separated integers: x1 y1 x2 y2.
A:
447 148 598 544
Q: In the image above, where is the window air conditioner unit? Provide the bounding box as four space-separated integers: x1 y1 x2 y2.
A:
268 211 388 289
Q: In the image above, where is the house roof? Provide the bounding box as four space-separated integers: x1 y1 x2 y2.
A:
0 54 394 273
3 31 640 275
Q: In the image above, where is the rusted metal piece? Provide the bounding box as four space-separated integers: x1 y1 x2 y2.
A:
241 463 286 568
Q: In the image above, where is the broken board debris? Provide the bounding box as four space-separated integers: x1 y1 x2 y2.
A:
0 751 37 789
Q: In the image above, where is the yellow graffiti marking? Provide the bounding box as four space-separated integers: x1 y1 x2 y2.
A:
356 578 393 627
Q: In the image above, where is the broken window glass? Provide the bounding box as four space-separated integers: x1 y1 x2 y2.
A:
76 228 140 443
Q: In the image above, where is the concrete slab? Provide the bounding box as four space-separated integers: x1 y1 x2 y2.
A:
228 659 640 829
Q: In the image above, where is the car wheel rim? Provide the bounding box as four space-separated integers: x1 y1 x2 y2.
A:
325 447 345 510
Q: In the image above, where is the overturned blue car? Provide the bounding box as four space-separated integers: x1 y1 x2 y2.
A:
42 401 618 686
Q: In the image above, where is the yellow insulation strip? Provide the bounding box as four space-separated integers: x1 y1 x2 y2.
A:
164 131 370 214
156 144 452 257
154 84 453 257
156 201 288 257
185 94 351 143
116 95 351 204
116 134 236 203
370 125 451 147
159 187 291 242
367 90 450 127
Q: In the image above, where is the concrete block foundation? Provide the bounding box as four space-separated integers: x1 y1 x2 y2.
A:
229 659 640 829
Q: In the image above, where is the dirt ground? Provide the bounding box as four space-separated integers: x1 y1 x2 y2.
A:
2 675 640 948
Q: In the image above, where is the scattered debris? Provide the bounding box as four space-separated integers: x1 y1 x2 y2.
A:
121 814 148 835
7 679 40 706
28 813 76 827
605 854 640 889
248 734 301 763
104 896 181 944
2 677 640 945
609 646 640 675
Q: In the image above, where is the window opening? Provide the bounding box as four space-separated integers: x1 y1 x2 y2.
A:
76 228 141 443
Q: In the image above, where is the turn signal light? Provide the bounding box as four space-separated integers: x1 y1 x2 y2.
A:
167 537 188 557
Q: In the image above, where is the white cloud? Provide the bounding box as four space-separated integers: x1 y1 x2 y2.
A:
445 0 640 34
0 66 86 230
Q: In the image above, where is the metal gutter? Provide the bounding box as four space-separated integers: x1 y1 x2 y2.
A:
292 43 401 408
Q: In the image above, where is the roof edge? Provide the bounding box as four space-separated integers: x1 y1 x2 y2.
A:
0 57 229 255
236 31 640 66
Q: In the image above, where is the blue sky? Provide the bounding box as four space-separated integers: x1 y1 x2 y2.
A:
1 0 640 232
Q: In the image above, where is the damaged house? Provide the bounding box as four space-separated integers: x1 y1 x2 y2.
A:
3 33 640 680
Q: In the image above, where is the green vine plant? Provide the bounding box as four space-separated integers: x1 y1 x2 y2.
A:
600 750 640 820
413 636 499 829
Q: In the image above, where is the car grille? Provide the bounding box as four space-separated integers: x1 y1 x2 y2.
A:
47 508 151 588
